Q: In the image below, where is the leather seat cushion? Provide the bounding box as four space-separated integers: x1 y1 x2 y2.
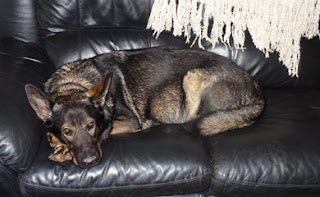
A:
19 125 212 197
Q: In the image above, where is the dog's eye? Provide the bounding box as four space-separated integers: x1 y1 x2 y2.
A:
87 121 95 130
63 128 72 136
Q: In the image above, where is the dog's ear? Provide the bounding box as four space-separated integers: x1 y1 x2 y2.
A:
88 73 113 107
25 84 53 123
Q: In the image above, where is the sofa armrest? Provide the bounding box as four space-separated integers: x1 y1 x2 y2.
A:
0 38 55 171
0 164 21 197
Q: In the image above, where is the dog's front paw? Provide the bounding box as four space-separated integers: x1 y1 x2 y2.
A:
47 132 61 148
47 132 72 163
49 143 72 162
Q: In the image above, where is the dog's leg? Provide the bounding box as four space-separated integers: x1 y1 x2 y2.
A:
47 132 72 162
197 100 264 135
110 116 141 135
188 69 265 135
183 68 218 120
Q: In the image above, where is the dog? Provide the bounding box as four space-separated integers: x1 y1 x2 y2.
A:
25 47 264 168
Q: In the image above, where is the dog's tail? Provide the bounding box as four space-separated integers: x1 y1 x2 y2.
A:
194 98 265 136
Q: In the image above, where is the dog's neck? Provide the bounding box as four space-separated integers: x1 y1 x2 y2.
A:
45 59 102 97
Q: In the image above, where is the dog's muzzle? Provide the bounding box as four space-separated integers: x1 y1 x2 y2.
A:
78 147 100 167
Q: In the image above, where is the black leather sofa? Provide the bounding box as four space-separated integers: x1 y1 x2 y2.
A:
0 0 320 197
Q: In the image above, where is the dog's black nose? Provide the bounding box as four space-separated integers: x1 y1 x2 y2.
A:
79 147 99 167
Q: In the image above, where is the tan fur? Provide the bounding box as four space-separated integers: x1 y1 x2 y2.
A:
47 132 72 162
198 100 264 135
149 82 186 124
110 115 141 134
149 68 220 127
183 68 218 120
198 112 251 135
45 60 102 101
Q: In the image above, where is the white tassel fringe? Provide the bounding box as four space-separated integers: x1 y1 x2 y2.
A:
147 0 320 77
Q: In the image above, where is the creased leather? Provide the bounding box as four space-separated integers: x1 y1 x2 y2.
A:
19 125 211 197
36 0 320 88
0 0 39 42
37 0 152 33
42 30 188 67
0 38 55 171
0 164 21 197
205 89 320 197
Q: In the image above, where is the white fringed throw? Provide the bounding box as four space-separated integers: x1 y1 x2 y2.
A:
147 0 320 77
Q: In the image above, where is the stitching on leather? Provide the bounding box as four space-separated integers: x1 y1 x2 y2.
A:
213 174 320 188
19 173 211 192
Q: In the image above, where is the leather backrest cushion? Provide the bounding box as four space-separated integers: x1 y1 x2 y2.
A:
36 0 320 88
0 0 39 42
37 0 152 33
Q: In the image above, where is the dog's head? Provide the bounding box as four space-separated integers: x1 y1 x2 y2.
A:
25 73 113 168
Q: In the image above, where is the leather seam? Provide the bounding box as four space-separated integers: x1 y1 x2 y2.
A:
19 173 211 192
76 0 82 60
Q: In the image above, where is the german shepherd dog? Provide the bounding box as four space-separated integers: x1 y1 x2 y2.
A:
25 47 264 168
